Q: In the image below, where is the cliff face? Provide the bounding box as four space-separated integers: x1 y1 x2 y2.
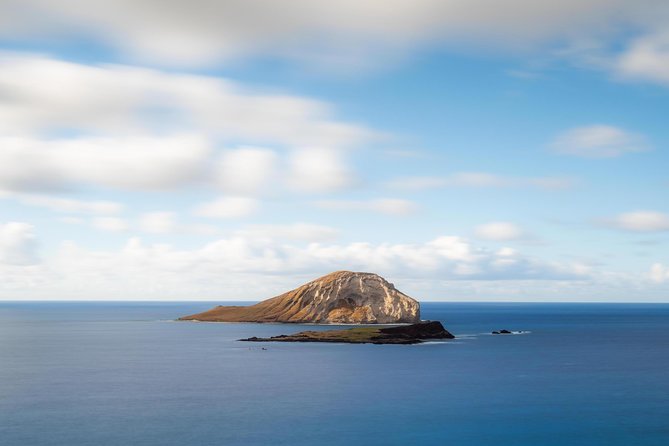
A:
179 271 421 324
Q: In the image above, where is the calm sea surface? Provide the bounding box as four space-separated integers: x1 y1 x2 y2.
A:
1 302 668 446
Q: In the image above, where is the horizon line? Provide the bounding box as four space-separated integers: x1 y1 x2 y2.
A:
1 299 668 304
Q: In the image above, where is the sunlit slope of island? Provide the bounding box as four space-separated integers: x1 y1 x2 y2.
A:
179 271 420 324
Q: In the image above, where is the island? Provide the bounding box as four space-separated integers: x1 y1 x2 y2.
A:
179 271 420 324
239 321 455 345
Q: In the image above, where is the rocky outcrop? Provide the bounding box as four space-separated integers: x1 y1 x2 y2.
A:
179 271 421 324
378 321 451 339
239 321 454 344
492 329 526 334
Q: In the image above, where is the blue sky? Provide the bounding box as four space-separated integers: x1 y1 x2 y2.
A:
0 1 668 301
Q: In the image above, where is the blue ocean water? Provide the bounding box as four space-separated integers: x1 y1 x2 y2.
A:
1 302 669 446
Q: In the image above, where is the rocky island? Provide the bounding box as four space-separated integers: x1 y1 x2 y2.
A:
179 271 420 324
240 321 454 345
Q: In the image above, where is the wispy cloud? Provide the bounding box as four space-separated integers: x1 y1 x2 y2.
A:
0 192 123 215
92 217 130 233
602 211 669 232
386 172 576 191
90 213 219 235
616 31 669 86
214 148 279 195
138 212 179 234
287 148 358 193
474 222 527 241
550 125 649 158
193 197 260 220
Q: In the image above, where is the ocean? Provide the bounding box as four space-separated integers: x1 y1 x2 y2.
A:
1 302 668 446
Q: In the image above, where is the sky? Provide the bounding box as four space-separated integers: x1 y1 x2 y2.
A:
0 0 668 302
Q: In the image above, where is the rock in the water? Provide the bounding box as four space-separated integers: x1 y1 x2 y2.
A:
179 271 420 324
492 329 513 334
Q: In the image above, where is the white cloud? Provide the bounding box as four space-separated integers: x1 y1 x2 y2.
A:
287 147 357 193
0 134 210 192
0 222 38 265
617 32 669 85
474 222 526 241
1 1 666 69
551 125 649 158
193 197 259 219
139 212 178 234
0 53 373 197
0 53 373 147
606 211 669 232
386 173 575 190
3 2 669 102
93 217 129 232
315 198 418 216
0 232 590 299
214 147 278 195
650 263 669 283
